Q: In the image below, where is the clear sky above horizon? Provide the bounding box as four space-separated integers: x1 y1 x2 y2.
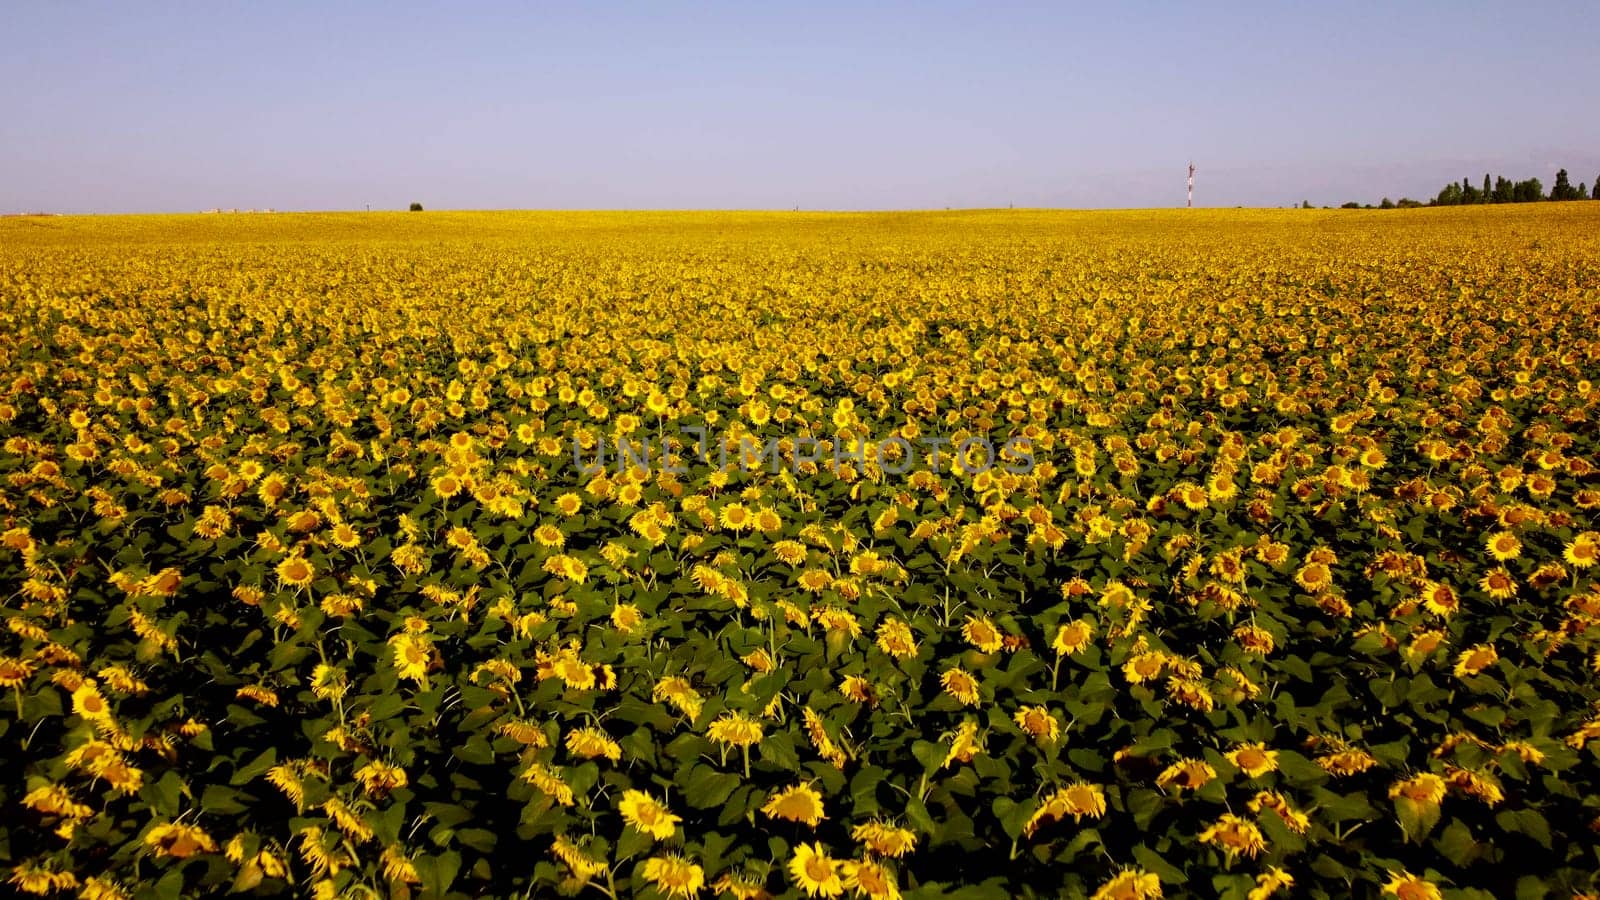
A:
4 2 1598 213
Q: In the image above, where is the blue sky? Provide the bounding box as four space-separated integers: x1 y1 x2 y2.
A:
3 2 1597 212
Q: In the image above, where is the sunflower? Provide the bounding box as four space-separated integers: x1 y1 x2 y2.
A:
389 633 434 685
711 872 771 900
742 648 776 673
309 663 347 701
797 569 833 593
874 619 918 659
23 784 93 818
618 789 680 840
9 864 78 895
145 822 219 859
72 682 113 721
1233 625 1275 655
942 719 984 768
1198 813 1266 859
850 821 918 858
276 554 315 589
1024 782 1108 836
1122 651 1166 685
1052 619 1094 655
1500 740 1546 765
0 656 35 688
642 855 705 898
1255 539 1290 566
719 503 754 531
1530 561 1568 589
1389 773 1447 805
611 603 644 634
551 834 607 881
754 507 783 532
1247 867 1294 900
326 521 360 548
652 676 704 719
521 763 576 806
1484 530 1522 562
94 754 142 795
1316 748 1379 776
1156 758 1216 791
1226 743 1279 778
1477 567 1518 600
1420 581 1460 617
565 726 623 762
1090 868 1163 900
533 523 565 548
354 760 407 797
960 615 1003 653
706 712 764 748
1453 644 1498 679
940 667 981 706
788 843 845 898
1444 766 1504 805
1381 871 1443 900
761 783 826 827
1013 705 1059 744
1294 562 1332 593
1167 676 1215 712
141 567 184 597
843 859 900 899
80 876 130 900
1566 533 1599 569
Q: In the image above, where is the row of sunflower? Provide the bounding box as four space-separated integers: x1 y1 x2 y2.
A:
2 206 1600 899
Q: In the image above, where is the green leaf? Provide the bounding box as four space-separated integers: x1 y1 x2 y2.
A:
758 732 801 772
680 765 741 809
1132 844 1187 885
201 784 250 815
1275 750 1327 785
230 747 277 786
1496 809 1552 849
455 828 498 854
452 737 495 766
415 851 462 897
1434 819 1479 866
143 770 187 816
992 797 1034 841
1394 796 1441 842
616 825 655 861
1123 788 1164 830
850 766 886 817
369 692 407 721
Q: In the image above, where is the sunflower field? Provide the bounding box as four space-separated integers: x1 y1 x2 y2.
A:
3 206 1600 900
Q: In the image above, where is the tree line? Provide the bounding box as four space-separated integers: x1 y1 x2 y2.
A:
1338 168 1599 209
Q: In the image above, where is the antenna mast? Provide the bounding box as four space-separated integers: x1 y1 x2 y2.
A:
1187 162 1196 208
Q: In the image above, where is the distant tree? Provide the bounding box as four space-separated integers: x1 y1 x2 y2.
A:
1551 169 1575 200
1436 182 1464 206
1396 198 1423 208
1301 200 1313 209
1593 178 1600 200
1341 201 1361 209
1512 179 1543 203
1379 198 1395 209
409 202 424 212
1461 177 1481 204
1581 184 1588 201
1482 173 1491 202
1493 176 1515 204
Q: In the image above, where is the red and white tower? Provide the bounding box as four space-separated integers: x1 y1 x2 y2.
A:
1187 162 1196 208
